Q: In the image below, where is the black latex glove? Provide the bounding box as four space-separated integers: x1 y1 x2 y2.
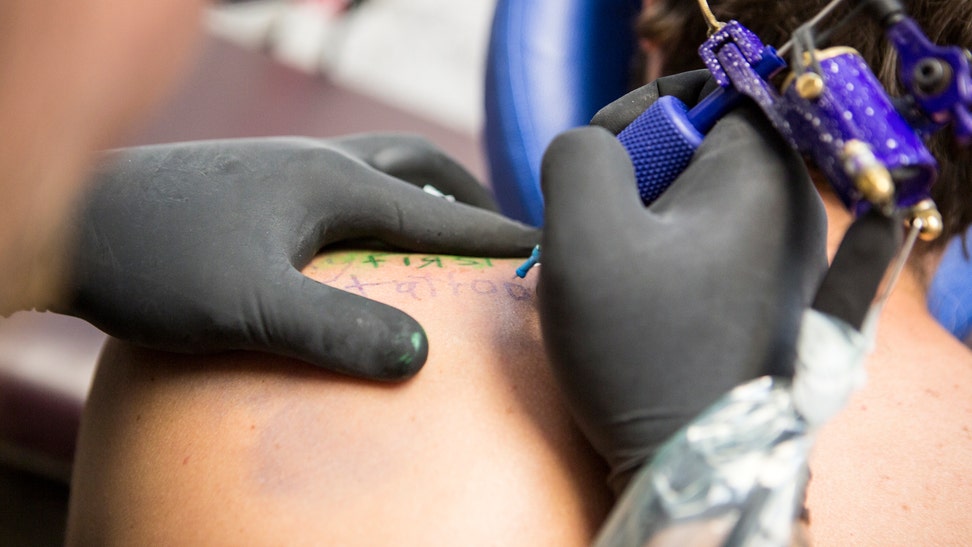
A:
59 135 538 380
590 69 717 134
538 74 828 493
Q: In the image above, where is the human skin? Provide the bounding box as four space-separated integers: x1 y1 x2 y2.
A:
68 207 972 544
803 189 972 545
0 0 208 313
67 253 614 545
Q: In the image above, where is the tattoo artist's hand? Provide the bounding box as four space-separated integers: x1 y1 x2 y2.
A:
59 135 538 380
538 73 829 493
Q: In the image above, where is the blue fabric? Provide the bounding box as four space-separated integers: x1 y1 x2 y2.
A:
484 0 641 226
928 228 972 342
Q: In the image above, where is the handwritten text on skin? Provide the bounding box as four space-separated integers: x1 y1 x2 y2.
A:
307 253 533 302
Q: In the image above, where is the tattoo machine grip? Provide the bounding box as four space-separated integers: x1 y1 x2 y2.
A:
617 96 704 205
616 25 782 207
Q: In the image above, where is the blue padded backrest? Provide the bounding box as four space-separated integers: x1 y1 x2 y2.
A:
928 228 972 344
484 0 642 226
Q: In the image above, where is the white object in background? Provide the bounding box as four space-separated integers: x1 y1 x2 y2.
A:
272 1 351 73
330 0 497 135
0 312 105 402
206 0 497 136
206 0 286 51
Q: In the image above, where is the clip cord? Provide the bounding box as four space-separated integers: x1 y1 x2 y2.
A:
778 0 848 57
790 24 824 78
787 0 868 82
696 0 724 34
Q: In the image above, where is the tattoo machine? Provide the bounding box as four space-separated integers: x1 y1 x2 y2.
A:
619 0 970 224
590 0 972 545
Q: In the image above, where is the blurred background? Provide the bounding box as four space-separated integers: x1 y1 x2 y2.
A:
0 0 497 543
207 0 495 137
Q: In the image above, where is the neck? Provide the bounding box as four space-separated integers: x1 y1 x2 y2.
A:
806 189 972 545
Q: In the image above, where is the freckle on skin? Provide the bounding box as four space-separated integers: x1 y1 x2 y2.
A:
183 456 190 465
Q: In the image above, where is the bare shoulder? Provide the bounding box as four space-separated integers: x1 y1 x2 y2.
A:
67 251 612 546
806 281 972 544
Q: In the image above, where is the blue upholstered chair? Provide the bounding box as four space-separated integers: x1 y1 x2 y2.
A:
484 0 642 227
927 230 972 343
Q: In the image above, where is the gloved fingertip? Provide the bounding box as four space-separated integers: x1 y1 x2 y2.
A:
372 323 429 381
325 314 430 381
263 273 431 381
498 224 542 257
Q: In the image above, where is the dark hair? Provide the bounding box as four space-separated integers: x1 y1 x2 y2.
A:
637 0 972 249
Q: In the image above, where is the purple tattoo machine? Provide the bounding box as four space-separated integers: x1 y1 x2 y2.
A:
618 0 971 229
